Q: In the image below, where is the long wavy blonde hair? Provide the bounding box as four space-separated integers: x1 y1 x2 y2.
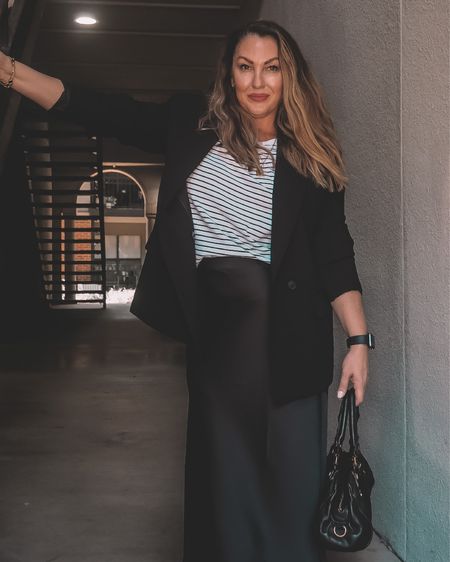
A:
197 19 349 192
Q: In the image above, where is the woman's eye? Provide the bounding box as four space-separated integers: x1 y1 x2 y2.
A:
237 63 279 71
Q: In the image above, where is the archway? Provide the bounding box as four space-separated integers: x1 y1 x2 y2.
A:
78 169 148 301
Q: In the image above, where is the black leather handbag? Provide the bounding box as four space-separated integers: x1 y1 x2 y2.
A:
317 387 375 551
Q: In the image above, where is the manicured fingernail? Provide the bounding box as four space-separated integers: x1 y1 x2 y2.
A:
337 390 345 398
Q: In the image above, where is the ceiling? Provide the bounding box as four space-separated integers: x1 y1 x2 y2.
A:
31 0 262 102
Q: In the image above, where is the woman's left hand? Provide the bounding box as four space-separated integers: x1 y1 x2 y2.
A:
336 345 369 406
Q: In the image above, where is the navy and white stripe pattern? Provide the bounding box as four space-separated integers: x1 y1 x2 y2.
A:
186 137 277 267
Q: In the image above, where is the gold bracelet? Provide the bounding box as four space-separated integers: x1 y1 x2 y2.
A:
0 56 16 88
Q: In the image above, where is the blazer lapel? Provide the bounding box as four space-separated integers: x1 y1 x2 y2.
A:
158 127 219 213
270 143 308 282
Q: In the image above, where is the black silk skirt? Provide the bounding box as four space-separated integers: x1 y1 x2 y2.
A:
182 256 328 562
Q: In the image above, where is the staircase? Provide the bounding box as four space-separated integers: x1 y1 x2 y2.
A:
21 122 107 307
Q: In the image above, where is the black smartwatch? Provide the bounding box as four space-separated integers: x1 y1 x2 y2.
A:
346 333 375 349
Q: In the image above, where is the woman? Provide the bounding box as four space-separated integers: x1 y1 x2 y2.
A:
0 19 372 562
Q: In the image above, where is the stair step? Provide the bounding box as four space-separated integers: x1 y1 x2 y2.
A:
43 275 104 279
48 299 105 305
40 250 103 255
33 215 100 220
27 175 99 182
32 202 99 208
36 226 101 232
31 189 99 196
39 245 101 250
44 279 104 284
38 238 101 243
22 130 97 139
44 289 104 294
42 269 104 274
44 280 104 284
44 283 104 288
26 161 99 168
24 145 98 154
41 260 102 265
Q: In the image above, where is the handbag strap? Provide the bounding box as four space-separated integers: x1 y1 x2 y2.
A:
348 388 361 453
332 387 361 453
333 388 351 448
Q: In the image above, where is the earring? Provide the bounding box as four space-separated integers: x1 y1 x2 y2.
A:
231 79 235 88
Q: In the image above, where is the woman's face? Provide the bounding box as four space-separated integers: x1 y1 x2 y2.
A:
231 34 283 127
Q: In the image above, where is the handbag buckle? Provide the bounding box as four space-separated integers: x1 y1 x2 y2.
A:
352 452 361 469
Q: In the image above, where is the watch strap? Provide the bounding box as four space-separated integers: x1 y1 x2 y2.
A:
346 333 375 349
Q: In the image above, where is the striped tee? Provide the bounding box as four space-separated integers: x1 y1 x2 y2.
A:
186 137 277 267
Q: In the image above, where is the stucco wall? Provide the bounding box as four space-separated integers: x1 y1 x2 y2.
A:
259 2 449 561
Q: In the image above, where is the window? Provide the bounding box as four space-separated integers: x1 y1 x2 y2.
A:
104 173 145 217
105 234 142 289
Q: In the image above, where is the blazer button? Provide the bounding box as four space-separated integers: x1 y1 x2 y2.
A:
287 279 297 290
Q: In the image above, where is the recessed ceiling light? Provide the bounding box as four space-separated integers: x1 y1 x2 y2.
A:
75 15 97 25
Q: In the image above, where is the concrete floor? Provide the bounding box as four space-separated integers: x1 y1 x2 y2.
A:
0 304 400 562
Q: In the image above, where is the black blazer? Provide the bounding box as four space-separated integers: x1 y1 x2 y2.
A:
50 84 363 407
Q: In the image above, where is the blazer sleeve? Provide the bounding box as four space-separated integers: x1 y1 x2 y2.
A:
47 81 171 154
312 186 363 302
